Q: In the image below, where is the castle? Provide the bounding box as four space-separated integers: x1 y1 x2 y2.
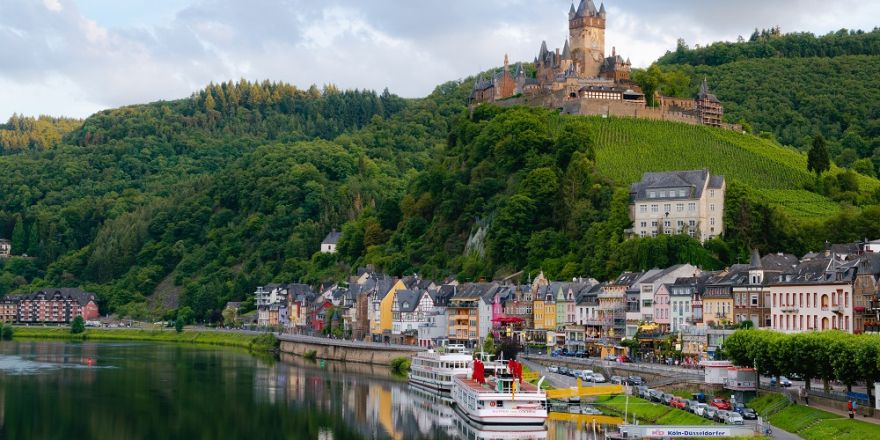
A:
470 0 733 130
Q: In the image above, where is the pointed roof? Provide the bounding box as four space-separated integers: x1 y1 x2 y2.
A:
562 39 571 59
569 2 576 16
749 249 763 269
576 0 598 17
599 2 606 17
697 77 721 103
539 40 549 57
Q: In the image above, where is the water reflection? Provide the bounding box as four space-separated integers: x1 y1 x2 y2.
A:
0 341 615 439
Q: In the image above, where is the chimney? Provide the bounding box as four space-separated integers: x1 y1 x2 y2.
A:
612 46 616 57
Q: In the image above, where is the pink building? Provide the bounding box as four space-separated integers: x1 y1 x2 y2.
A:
769 256 857 333
14 288 99 323
653 284 670 330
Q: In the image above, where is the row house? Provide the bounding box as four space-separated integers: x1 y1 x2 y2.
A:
769 255 859 333
636 264 698 330
418 287 453 348
597 271 643 338
447 285 484 347
731 251 798 328
855 254 880 333
12 288 100 324
703 269 738 327
576 284 603 338
502 284 534 329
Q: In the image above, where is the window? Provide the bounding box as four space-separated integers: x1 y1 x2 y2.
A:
660 191 666 197
651 221 657 227
710 189 715 197
649 191 656 198
676 203 684 212
664 220 671 228
679 190 686 197
689 220 696 227
640 221 647 227
640 204 647 213
710 204 715 212
751 294 758 306
651 204 658 213
688 202 696 211
710 218 715 226
677 220 684 227
664 204 671 212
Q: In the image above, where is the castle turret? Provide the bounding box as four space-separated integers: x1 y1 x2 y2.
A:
569 0 605 78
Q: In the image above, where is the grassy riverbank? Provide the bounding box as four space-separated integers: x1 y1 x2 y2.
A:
594 395 711 425
11 326 277 351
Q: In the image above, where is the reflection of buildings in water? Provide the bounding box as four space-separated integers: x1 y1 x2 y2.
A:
453 415 547 440
404 385 457 438
367 383 401 440
317 428 334 440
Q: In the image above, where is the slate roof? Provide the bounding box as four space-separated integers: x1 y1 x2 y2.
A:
640 264 688 285
761 253 799 272
396 290 421 313
697 78 721 103
611 271 645 287
749 249 762 269
630 169 722 201
322 230 342 245
11 288 97 306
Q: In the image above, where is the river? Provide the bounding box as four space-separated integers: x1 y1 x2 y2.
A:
0 340 614 439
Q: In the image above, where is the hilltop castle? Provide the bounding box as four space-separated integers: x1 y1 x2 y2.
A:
470 1 733 130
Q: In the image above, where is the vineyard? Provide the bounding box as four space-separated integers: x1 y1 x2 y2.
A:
574 116 879 219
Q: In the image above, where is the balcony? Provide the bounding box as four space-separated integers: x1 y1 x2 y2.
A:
830 305 842 314
780 306 798 313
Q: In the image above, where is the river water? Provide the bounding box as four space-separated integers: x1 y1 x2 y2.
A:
0 341 612 439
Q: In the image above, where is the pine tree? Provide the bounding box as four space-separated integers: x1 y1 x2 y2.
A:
27 222 40 257
11 216 26 256
807 134 831 177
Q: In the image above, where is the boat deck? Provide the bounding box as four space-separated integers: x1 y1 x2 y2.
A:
457 376 540 393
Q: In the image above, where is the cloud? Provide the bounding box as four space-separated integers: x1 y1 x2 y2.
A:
1 0 878 119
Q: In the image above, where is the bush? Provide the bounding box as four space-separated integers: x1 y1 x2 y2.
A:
1 324 12 340
390 356 411 374
175 318 184 333
70 316 85 334
303 350 317 360
250 332 279 352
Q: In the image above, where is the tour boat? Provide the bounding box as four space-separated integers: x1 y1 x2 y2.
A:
408 344 473 393
452 359 548 427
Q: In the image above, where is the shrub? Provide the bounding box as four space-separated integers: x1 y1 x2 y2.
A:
1 324 11 340
70 316 85 334
390 356 411 374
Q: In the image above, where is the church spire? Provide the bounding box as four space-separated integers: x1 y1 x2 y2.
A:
599 2 606 18
569 2 576 18
503 53 509 72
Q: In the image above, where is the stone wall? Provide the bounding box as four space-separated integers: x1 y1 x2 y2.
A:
278 334 424 366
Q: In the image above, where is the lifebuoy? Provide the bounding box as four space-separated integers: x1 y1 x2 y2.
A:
489 401 496 407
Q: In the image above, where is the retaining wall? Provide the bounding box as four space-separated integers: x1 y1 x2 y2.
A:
278 334 425 365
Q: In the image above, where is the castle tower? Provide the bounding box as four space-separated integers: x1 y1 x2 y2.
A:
568 0 606 78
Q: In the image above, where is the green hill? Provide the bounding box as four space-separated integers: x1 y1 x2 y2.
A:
583 117 878 219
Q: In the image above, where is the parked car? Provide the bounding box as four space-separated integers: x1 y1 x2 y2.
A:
726 411 745 425
713 410 729 423
610 375 625 384
742 408 757 420
691 403 709 416
591 373 606 383
568 405 583 414
548 365 559 373
669 397 687 409
703 406 718 420
574 351 587 358
710 398 731 410
604 355 617 362
617 355 631 363
684 400 699 412
778 376 792 387
635 386 649 398
627 375 645 386
648 389 664 402
660 393 674 406
559 366 570 376
581 406 603 415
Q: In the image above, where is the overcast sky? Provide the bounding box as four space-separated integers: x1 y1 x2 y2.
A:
1 0 878 119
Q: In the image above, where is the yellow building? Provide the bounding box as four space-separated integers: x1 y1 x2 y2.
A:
703 282 733 325
533 297 545 330
371 278 406 338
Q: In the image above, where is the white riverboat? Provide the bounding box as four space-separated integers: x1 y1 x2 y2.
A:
452 359 548 427
408 344 473 393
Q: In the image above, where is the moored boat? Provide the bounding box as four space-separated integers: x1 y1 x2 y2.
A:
452 359 548 427
408 344 473 393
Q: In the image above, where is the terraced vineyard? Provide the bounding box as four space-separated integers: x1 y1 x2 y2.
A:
577 116 879 220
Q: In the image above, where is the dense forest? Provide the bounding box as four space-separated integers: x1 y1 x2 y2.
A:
1 33 879 322
640 29 880 177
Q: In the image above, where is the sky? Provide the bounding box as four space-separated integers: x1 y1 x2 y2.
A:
1 0 878 119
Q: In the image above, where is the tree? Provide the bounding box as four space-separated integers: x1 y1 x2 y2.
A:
482 333 496 356
852 158 876 177
11 216 25 256
738 320 754 330
70 316 85 334
1 324 12 340
807 135 830 177
175 317 184 333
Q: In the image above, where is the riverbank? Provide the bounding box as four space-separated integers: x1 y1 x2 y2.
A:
11 326 276 351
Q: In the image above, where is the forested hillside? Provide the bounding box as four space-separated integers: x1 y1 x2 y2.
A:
646 29 880 177
0 115 81 154
1 66 879 322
